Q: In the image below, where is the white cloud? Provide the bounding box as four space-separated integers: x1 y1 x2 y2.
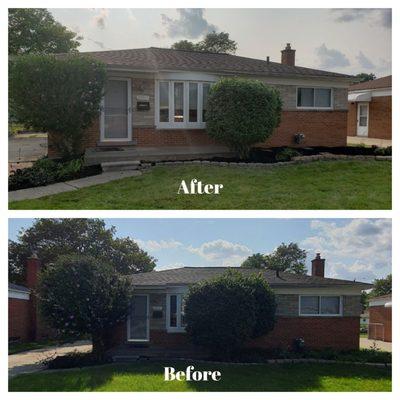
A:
188 239 252 266
136 239 183 252
155 8 217 39
356 51 375 70
315 43 350 69
92 9 109 29
156 262 185 271
331 9 391 29
301 219 391 281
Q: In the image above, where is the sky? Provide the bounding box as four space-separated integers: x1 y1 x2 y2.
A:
48 8 392 77
9 218 391 283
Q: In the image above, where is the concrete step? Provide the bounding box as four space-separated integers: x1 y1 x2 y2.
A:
101 160 141 172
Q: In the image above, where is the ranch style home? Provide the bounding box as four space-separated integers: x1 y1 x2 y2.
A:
109 254 371 357
49 44 355 162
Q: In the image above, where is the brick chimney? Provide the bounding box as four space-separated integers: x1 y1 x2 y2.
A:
26 253 41 289
281 43 296 66
311 253 325 277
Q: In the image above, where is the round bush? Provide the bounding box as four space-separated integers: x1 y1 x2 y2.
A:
184 270 276 358
206 78 282 159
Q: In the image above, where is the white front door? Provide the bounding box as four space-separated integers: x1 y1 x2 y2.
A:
127 295 149 341
101 78 132 141
357 103 369 137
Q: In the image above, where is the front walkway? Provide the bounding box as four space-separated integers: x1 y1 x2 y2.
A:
347 136 391 147
9 170 141 202
360 338 392 352
8 340 92 378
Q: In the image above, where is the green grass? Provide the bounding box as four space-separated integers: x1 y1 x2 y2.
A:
8 361 391 392
9 160 391 210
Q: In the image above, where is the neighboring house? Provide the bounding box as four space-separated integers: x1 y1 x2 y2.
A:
8 255 51 342
368 294 392 342
109 254 371 353
49 44 353 161
360 311 369 326
347 75 392 147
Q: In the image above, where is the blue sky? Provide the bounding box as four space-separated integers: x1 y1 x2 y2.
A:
47 8 392 77
9 219 391 282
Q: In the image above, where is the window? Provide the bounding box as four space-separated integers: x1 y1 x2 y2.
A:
157 81 213 128
167 294 186 331
299 295 341 316
159 81 169 122
297 88 332 108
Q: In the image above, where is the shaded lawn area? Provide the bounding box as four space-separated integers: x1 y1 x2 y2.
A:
9 161 391 210
9 361 391 392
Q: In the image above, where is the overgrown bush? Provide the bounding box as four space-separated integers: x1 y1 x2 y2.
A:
9 157 101 191
206 78 282 159
275 147 300 162
9 54 106 159
185 270 276 358
42 350 112 369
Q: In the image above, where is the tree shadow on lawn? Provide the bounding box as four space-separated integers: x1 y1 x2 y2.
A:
9 361 391 392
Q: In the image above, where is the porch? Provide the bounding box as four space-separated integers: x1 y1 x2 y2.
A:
84 145 235 166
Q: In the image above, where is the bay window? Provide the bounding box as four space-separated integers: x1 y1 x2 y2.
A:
299 295 342 316
156 81 213 128
297 87 332 109
167 293 186 332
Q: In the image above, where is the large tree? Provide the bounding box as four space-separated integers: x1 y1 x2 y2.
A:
264 242 307 275
9 219 156 284
171 31 237 54
370 274 391 297
9 8 81 55
355 73 376 83
39 255 132 360
241 253 267 269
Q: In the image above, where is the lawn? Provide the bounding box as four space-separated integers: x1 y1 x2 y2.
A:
9 160 391 210
8 360 391 392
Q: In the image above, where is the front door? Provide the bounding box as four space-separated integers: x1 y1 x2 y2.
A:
101 78 132 141
127 295 149 341
357 103 369 137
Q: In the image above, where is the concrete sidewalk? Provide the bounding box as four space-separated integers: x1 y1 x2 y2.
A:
360 338 392 352
9 340 92 378
9 170 141 202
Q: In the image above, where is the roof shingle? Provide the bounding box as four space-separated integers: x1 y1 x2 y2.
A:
349 75 392 91
130 267 371 288
80 47 353 80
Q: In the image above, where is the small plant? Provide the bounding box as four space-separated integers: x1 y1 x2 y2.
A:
41 350 111 369
292 337 305 353
385 146 392 156
275 147 300 162
374 147 386 156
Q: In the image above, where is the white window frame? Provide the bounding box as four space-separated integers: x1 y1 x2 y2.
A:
100 77 132 142
166 293 186 332
296 87 333 110
155 80 211 129
127 294 150 342
298 295 343 317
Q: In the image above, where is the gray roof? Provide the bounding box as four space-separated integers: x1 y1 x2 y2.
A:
130 267 371 288
8 282 30 292
79 47 353 80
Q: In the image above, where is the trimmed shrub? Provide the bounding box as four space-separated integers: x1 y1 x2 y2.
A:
9 54 106 159
42 350 112 369
184 270 276 358
275 147 300 162
206 78 282 159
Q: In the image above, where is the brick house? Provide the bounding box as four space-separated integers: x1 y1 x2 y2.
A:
368 294 392 342
347 75 392 146
109 254 370 355
8 255 51 342
49 44 354 161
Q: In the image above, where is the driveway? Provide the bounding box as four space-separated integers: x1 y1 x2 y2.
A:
360 338 392 352
9 136 47 163
8 340 92 378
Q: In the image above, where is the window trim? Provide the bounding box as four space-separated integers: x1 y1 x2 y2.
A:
166 293 186 332
155 80 211 129
298 295 343 317
296 86 333 110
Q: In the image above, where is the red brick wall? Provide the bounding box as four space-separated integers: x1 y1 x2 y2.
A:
111 316 360 351
48 110 347 158
8 298 31 341
347 96 392 140
369 306 392 342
